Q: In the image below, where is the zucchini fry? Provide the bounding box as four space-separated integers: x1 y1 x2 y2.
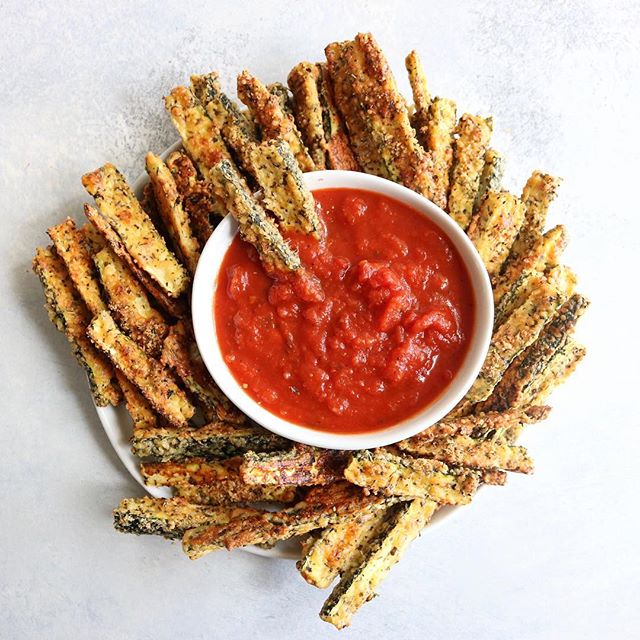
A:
212 159 301 272
448 113 493 229
480 294 590 412
530 339 586 404
84 205 186 318
79 221 106 255
297 505 392 589
268 81 294 116
182 482 399 558
145 152 200 275
141 457 297 506
94 246 169 356
116 371 159 430
320 499 438 629
463 267 572 403
237 70 314 172
325 34 439 204
240 446 349 486
32 246 120 406
509 171 562 263
113 496 253 539
474 148 504 213
248 139 320 235
160 321 245 424
88 310 194 427
131 421 289 461
47 218 106 316
344 449 479 504
466 191 526 278
82 163 189 298
425 97 457 206
405 50 431 145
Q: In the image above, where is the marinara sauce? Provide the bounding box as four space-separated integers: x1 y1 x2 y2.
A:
215 188 475 434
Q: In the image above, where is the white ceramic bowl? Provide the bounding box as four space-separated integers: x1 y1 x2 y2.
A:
192 170 493 450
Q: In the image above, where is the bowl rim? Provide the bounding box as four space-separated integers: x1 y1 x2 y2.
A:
192 170 493 450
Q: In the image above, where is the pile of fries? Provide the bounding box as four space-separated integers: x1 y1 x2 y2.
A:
33 32 588 629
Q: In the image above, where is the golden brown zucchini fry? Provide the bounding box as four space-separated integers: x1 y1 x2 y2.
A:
160 321 245 424
88 310 194 427
344 449 479 504
113 496 253 539
47 218 106 316
248 139 320 236
79 221 106 255
509 171 562 263
320 499 438 629
116 371 159 430
530 338 586 405
182 482 400 558
405 50 431 145
82 163 189 299
240 446 349 486
448 113 493 229
237 69 314 172
130 421 289 461
325 33 439 204
267 81 294 116
480 294 589 412
145 152 200 275
474 148 505 213
425 96 457 206
94 246 169 356
32 246 120 406
467 191 526 278
212 159 301 272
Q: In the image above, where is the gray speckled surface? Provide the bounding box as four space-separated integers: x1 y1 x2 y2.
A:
1 2 639 638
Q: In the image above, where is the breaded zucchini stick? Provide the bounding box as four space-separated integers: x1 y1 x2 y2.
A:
141 457 297 506
297 505 392 589
130 421 289 461
509 171 562 263
320 499 438 629
82 163 189 298
467 191 526 277
79 221 106 255
425 96 457 207
113 496 253 539
32 246 120 406
248 139 320 236
267 81 294 116
182 482 400 558
94 246 169 356
325 34 439 204
145 152 200 275
530 338 586 405
237 70 314 172
88 310 194 427
116 371 159 430
474 148 504 213
479 294 589 412
405 50 431 145
240 446 349 486
344 449 479 504
161 321 245 423
47 218 106 316
84 205 186 318
448 113 493 229
212 159 301 272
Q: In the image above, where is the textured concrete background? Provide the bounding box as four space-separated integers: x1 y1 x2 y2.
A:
1 1 639 638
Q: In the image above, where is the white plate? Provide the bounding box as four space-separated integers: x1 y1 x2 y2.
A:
93 141 459 560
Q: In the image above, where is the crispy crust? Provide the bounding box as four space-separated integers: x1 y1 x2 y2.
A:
88 310 194 427
145 152 200 275
94 246 169 356
32 246 120 406
448 113 493 229
344 449 479 504
267 82 294 116
530 339 586 405
325 33 438 202
160 321 245 424
130 421 289 461
116 371 159 429
237 70 314 172
425 96 457 206
405 50 431 140
47 218 106 316
82 163 189 298
467 191 526 277
474 148 505 213
79 221 106 255
240 446 349 486
320 499 437 629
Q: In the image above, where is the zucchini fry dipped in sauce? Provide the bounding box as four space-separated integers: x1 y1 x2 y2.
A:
32 246 120 406
448 113 493 229
82 163 189 299
88 310 194 427
325 33 439 205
